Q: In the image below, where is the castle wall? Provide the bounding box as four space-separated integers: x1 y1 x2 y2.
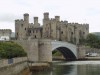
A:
60 22 67 41
50 19 57 39
30 28 42 39
0 29 12 40
0 29 11 36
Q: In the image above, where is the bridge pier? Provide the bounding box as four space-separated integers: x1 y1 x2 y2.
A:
38 39 52 62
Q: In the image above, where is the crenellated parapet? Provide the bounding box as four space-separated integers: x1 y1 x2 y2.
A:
0 29 12 33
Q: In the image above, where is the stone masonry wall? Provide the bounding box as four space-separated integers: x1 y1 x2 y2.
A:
38 39 52 62
77 46 86 59
0 57 27 75
14 39 39 61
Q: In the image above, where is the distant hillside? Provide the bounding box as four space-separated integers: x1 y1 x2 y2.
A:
91 32 100 38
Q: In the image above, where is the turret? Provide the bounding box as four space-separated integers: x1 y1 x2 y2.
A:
44 12 49 19
24 13 29 23
34 17 38 24
55 16 60 21
64 21 68 24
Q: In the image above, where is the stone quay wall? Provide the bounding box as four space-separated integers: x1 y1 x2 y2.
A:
77 46 100 59
0 57 28 75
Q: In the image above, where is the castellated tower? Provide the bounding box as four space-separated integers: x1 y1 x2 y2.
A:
44 12 49 19
24 13 29 23
55 16 60 21
42 12 51 38
33 17 40 28
15 13 29 40
50 18 57 40
15 19 19 39
34 17 38 25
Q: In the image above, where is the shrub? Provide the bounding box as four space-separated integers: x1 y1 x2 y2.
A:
0 41 27 59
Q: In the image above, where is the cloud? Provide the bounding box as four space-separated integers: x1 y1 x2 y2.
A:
0 13 21 22
0 0 100 32
0 22 15 32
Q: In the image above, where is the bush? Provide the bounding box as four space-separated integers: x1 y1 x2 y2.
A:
0 41 27 59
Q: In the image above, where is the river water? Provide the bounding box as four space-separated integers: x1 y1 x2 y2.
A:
29 61 100 75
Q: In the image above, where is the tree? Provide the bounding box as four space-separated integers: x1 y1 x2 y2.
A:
86 33 100 48
0 41 27 59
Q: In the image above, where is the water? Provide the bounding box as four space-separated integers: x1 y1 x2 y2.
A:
30 61 100 75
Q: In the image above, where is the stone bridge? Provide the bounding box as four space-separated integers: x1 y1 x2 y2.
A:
14 39 79 62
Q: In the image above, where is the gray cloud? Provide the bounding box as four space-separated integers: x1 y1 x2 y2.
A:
0 0 100 32
0 13 22 22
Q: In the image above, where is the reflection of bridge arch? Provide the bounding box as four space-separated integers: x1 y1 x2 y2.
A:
51 40 77 60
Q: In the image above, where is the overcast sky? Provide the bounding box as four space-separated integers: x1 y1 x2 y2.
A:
0 0 100 32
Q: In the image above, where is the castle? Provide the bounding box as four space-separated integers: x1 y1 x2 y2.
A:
15 12 89 44
0 29 12 41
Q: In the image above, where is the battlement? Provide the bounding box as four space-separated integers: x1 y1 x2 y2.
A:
0 29 12 33
24 13 29 16
64 21 68 24
34 17 38 19
44 12 49 19
34 17 38 24
20 19 23 21
44 12 49 15
51 18 56 21
15 19 20 22
55 16 60 21
0 29 11 31
82 23 89 26
24 13 29 23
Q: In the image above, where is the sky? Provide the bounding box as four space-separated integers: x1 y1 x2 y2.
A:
0 0 100 32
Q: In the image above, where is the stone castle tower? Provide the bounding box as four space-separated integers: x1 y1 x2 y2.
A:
15 12 89 44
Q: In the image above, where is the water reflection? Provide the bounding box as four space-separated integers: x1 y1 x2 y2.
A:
31 61 100 75
78 65 100 75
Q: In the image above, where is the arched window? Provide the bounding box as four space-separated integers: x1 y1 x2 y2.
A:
35 35 36 38
25 28 26 30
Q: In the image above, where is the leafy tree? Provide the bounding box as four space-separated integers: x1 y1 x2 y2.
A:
0 41 27 59
86 33 100 48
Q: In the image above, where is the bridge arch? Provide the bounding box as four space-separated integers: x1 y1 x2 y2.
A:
53 47 76 60
51 40 77 60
